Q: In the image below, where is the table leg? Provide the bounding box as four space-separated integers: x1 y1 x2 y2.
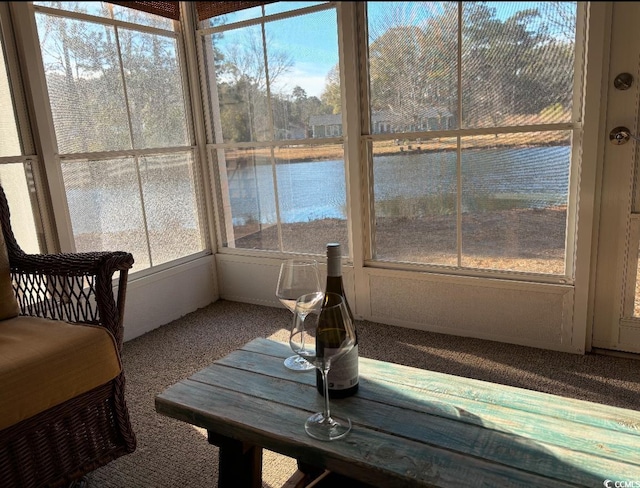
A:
207 431 263 488
297 460 325 481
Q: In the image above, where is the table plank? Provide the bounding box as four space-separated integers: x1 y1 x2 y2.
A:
156 337 640 488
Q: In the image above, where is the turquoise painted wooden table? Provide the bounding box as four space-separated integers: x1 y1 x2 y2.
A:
155 337 640 487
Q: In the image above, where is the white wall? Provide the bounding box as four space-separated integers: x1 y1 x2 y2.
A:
216 253 580 354
122 255 218 341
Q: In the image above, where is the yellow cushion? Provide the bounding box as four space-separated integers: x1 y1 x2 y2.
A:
0 227 19 321
0 316 122 430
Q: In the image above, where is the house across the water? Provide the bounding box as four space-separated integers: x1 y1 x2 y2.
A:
309 107 455 138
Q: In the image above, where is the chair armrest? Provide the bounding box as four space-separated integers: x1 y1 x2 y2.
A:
10 251 134 349
10 250 133 276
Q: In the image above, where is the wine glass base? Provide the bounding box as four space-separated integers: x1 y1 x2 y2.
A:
305 412 352 441
283 355 315 371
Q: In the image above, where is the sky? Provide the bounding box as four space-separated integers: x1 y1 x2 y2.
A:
216 2 338 98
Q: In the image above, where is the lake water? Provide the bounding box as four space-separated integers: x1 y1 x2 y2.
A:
66 145 571 232
228 146 570 225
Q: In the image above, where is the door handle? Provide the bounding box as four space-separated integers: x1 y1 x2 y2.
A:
609 126 640 145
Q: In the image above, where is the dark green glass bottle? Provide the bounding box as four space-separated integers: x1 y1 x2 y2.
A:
316 243 359 398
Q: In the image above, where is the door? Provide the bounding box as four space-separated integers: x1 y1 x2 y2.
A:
592 2 640 353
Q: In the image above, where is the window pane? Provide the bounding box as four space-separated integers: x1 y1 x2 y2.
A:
461 2 576 128
36 14 131 153
0 33 21 157
276 144 348 254
121 29 188 149
209 5 340 144
0 163 41 254
62 158 150 269
367 2 458 134
220 147 278 250
211 25 271 143
63 154 205 271
220 144 348 255
373 139 457 265
139 152 203 265
266 8 339 141
460 132 569 273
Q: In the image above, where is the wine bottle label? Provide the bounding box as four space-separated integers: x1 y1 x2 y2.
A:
325 345 359 390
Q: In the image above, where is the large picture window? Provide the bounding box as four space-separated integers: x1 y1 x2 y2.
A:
199 2 350 256
365 2 578 276
33 1 204 270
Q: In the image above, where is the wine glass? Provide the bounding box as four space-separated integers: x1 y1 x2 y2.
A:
276 259 323 371
290 292 356 441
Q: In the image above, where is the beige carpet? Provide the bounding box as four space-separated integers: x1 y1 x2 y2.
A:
87 299 640 487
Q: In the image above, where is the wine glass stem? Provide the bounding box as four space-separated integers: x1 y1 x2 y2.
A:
298 312 308 353
321 367 331 420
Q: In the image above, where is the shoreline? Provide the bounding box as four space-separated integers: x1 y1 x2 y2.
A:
225 138 569 165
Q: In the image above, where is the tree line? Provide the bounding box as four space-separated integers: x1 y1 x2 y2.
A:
37 2 576 149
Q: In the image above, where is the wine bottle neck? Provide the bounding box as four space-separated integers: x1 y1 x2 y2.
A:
325 275 345 293
327 258 341 277
325 276 354 321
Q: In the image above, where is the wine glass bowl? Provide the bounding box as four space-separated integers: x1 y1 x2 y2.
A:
276 259 323 371
290 292 356 441
290 294 353 369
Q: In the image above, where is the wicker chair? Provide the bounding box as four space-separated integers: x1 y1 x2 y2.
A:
0 184 136 487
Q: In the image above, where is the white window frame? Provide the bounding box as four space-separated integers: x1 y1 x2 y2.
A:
355 2 587 286
197 1 588 286
196 1 345 257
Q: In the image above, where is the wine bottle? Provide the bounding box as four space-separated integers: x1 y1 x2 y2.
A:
316 242 359 398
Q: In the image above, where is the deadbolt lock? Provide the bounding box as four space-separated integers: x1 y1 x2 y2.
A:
609 126 640 145
614 72 634 90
